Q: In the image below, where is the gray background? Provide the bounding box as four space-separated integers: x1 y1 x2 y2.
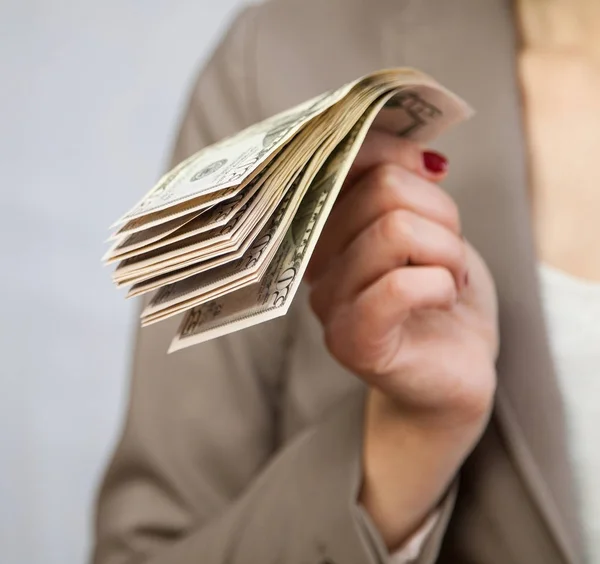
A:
0 0 246 562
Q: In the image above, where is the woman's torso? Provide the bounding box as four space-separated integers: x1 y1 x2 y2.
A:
518 1 600 558
243 1 585 561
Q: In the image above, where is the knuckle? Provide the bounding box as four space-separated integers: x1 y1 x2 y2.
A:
370 163 404 191
449 234 468 270
438 192 462 233
372 173 403 209
446 203 462 234
383 269 411 304
377 209 414 246
436 268 458 306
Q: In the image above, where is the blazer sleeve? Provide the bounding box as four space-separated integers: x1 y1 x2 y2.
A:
91 7 458 564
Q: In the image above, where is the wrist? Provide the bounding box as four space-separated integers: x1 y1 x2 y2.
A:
369 377 494 440
359 386 487 549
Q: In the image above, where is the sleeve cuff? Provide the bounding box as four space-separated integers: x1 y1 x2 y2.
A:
388 509 441 563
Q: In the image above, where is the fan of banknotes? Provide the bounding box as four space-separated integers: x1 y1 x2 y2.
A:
104 68 472 353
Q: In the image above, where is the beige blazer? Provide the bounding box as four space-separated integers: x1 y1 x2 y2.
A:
92 1 587 562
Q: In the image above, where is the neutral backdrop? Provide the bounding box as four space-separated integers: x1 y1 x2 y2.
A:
0 1 247 562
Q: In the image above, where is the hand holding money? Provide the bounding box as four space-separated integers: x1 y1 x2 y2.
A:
104 68 474 353
305 130 499 549
103 68 500 549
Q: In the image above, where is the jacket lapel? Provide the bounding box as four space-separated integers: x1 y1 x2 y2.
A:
378 0 584 561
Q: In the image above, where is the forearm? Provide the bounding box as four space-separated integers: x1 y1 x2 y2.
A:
359 387 489 550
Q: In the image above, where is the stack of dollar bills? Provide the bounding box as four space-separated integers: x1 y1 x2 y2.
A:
104 68 471 353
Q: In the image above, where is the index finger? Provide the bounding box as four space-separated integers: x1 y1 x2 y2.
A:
339 129 448 196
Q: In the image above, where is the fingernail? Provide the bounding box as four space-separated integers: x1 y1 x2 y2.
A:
423 151 448 174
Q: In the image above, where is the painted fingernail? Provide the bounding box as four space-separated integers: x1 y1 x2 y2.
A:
423 151 448 174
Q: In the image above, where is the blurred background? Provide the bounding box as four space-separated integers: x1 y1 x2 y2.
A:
0 1 247 562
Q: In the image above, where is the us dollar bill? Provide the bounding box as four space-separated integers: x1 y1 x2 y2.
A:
114 82 361 225
104 175 263 263
113 69 470 227
169 92 401 351
104 68 473 352
141 168 306 323
139 95 386 317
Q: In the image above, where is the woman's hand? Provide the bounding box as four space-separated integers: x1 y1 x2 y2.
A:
305 130 499 549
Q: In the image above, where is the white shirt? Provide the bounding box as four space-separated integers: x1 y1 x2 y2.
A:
538 263 600 561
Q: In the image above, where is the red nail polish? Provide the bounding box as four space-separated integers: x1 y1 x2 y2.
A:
423 151 448 174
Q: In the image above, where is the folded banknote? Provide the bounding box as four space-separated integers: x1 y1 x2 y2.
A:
104 68 472 353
